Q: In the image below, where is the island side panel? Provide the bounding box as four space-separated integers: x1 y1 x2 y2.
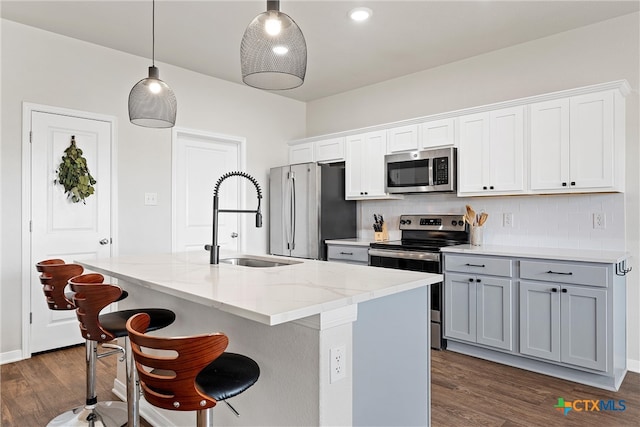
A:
114 281 322 426
353 286 431 426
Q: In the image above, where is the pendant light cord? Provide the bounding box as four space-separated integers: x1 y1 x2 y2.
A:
152 0 155 66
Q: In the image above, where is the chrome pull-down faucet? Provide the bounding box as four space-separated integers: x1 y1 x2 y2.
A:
205 171 263 264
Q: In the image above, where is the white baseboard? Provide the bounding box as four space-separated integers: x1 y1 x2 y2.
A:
627 358 640 373
0 349 26 365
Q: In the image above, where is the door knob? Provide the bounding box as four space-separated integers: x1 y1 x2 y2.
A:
99 238 110 245
231 232 238 238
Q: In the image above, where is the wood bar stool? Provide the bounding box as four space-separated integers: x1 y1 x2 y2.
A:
126 312 260 427
69 274 176 427
36 259 82 310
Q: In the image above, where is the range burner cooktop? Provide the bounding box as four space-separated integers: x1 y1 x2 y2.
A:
370 214 469 252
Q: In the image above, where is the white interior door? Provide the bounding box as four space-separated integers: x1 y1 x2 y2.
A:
172 129 243 253
29 110 113 353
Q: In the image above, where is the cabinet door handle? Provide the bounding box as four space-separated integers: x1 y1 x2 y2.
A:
340 251 353 255
468 278 474 282
476 279 481 283
551 288 558 292
547 270 573 275
561 288 568 293
466 263 486 268
571 182 576 186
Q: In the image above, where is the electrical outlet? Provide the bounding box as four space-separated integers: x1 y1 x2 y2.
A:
503 212 514 228
593 212 606 229
144 192 158 206
330 345 346 383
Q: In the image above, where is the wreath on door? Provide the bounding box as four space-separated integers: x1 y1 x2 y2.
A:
54 135 97 204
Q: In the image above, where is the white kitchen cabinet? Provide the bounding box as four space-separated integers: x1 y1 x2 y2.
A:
458 106 524 196
289 141 314 164
444 255 514 351
387 124 418 153
314 137 345 163
530 90 620 192
345 130 396 199
420 118 456 149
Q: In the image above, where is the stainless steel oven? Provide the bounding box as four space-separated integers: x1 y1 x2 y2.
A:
368 214 468 350
385 147 457 194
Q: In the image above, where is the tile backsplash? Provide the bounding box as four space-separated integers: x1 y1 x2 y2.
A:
358 193 625 251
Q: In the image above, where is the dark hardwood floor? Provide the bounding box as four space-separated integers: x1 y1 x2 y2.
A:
2 344 638 426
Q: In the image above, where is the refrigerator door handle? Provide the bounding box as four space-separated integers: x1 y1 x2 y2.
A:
285 173 292 250
290 174 296 250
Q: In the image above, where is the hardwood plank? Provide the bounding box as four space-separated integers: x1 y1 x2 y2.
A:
2 344 638 426
432 349 640 426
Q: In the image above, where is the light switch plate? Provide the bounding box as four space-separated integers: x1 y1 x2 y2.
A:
144 192 158 206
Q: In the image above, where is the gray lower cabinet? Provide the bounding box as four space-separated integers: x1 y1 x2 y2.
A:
326 244 369 265
444 255 514 351
444 251 627 391
520 260 608 372
445 273 513 351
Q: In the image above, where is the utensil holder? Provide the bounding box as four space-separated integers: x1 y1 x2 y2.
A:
470 226 483 246
374 223 389 242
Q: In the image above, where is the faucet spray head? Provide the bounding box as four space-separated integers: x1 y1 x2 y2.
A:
256 211 263 228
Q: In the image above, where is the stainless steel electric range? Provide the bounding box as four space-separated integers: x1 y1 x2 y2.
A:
368 214 469 350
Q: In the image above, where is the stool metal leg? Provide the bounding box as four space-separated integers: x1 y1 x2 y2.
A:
47 340 128 427
126 337 140 427
196 408 212 427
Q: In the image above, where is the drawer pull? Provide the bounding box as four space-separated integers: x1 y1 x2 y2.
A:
340 252 354 256
547 270 573 275
466 263 486 268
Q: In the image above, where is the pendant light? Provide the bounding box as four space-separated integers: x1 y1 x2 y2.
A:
240 0 307 90
128 0 177 128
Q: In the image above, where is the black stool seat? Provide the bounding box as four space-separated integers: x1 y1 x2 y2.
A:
100 308 176 338
196 353 260 401
126 312 259 426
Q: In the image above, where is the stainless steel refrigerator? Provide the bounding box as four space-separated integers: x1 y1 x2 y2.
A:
269 162 357 260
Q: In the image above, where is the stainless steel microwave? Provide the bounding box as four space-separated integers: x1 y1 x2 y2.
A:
385 147 457 194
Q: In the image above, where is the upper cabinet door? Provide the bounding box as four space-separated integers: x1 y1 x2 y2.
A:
387 124 418 153
489 106 524 192
530 99 570 191
420 118 456 149
315 137 345 163
345 130 391 199
289 141 314 165
458 112 489 194
569 91 614 189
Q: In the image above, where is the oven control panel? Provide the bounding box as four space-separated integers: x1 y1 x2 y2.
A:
399 214 466 231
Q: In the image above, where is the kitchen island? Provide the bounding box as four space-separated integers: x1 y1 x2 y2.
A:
79 251 441 426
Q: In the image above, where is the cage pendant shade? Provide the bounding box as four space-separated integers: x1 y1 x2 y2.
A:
128 66 177 128
241 4 307 90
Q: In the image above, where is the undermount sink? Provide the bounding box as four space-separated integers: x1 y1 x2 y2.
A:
220 257 302 268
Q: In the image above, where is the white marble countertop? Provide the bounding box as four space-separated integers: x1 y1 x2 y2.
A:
325 238 374 247
441 244 630 264
78 251 440 326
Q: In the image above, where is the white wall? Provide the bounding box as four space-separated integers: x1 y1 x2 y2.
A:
0 20 305 355
307 13 640 370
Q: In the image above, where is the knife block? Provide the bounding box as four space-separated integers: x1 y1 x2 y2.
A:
374 223 389 242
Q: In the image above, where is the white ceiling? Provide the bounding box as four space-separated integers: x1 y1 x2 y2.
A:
2 1 638 102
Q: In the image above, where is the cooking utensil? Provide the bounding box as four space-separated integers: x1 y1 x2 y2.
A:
478 212 489 226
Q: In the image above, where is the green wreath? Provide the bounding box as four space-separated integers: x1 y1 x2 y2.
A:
55 135 97 204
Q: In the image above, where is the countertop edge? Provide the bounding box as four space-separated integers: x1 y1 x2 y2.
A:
441 244 630 264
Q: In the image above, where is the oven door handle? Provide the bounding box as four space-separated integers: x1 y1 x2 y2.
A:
368 248 441 262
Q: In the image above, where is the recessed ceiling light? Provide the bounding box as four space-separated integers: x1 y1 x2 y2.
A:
349 7 372 22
